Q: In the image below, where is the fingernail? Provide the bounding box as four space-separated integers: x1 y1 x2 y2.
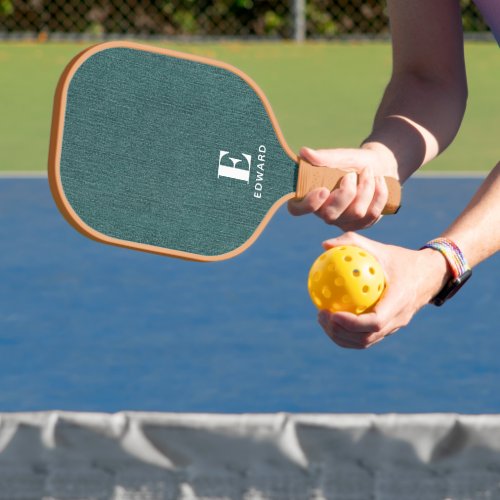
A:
319 189 329 200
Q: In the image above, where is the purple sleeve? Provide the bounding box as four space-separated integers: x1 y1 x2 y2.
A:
473 0 500 45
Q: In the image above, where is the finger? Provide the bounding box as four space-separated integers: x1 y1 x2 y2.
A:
365 176 389 220
316 172 358 224
319 311 375 349
329 328 381 349
330 326 372 348
337 214 383 232
339 176 388 230
367 289 411 334
332 298 401 339
319 309 394 349
360 327 399 348
331 316 392 349
331 336 365 349
330 311 385 335
288 187 330 216
364 335 386 348
343 165 376 220
322 326 366 349
327 167 378 231
385 328 400 337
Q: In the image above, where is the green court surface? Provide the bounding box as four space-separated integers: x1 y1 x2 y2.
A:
0 41 497 172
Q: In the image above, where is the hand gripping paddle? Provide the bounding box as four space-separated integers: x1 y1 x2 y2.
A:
49 41 401 262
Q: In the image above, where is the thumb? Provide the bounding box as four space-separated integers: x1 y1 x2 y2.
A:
300 147 366 171
322 231 369 250
299 147 328 166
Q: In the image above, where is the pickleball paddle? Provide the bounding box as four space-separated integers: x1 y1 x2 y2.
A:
48 41 401 262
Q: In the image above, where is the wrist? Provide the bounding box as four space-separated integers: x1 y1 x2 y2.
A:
361 141 399 178
418 248 452 302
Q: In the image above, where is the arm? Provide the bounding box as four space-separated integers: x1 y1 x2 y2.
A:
289 0 467 229
441 163 500 267
318 163 500 349
364 0 468 180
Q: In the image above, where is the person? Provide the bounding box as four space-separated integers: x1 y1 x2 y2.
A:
287 0 499 349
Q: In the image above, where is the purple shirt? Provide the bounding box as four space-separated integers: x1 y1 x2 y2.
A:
474 0 500 44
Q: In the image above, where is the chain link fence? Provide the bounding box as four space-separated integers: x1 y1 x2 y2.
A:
0 0 491 40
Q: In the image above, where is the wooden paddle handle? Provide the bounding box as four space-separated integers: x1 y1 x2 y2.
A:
295 158 401 215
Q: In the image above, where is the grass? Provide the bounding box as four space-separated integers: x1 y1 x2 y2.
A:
0 40 497 172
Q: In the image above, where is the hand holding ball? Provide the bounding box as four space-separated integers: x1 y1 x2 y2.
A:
308 245 385 314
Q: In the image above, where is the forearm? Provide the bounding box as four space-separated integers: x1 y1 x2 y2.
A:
361 0 467 182
412 163 500 307
441 162 500 267
363 73 467 181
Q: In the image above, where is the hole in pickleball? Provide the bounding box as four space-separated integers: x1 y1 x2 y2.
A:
344 256 352 262
359 251 367 257
356 306 366 314
322 286 332 299
334 277 344 287
362 285 369 293
313 271 321 282
378 284 382 291
342 295 351 304
369 267 376 275
333 303 342 311
352 269 360 277
313 294 322 307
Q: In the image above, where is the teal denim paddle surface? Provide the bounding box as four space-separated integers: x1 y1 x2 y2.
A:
49 42 400 261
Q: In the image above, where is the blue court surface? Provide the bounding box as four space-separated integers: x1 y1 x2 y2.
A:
0 176 498 413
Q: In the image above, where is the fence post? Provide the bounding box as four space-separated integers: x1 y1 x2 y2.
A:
293 0 306 42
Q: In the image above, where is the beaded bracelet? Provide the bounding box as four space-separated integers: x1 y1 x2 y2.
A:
421 238 472 306
421 238 470 278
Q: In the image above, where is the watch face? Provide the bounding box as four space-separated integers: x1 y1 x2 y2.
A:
432 269 472 306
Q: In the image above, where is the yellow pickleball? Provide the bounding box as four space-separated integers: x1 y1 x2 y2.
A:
308 245 385 314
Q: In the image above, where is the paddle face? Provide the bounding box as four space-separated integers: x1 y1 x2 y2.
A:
49 42 298 261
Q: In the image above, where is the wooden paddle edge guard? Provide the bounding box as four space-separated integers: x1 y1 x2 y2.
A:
48 41 298 262
296 158 401 215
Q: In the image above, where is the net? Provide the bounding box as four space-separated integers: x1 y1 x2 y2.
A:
0 0 491 40
1 412 500 499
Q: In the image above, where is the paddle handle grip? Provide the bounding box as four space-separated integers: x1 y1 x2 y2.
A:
295 158 401 215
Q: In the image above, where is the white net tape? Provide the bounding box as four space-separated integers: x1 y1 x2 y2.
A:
0 412 500 499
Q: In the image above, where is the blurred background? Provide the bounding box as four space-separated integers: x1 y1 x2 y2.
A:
0 0 498 416
0 0 492 40
0 1 497 176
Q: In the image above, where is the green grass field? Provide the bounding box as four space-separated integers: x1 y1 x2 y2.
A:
0 41 497 172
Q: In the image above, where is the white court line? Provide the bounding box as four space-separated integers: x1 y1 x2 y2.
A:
414 170 487 178
0 171 47 178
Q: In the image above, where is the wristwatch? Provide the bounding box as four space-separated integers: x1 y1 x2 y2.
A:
421 238 472 306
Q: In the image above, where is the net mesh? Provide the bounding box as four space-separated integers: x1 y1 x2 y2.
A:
0 0 491 39
1 412 500 499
